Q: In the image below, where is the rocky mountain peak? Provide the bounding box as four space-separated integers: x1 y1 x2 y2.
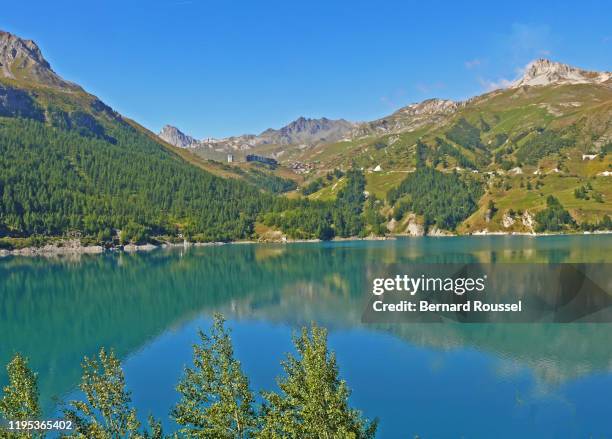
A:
512 58 612 88
397 98 458 116
279 116 347 134
260 117 354 145
0 31 49 71
0 30 77 90
158 116 355 155
158 125 198 148
352 98 459 138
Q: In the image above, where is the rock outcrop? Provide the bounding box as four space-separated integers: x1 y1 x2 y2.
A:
405 214 425 236
512 59 612 88
0 30 79 90
353 98 459 137
158 125 198 148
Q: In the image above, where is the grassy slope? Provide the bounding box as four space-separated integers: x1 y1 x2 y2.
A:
296 83 612 230
5 58 610 235
157 81 612 232
307 177 347 201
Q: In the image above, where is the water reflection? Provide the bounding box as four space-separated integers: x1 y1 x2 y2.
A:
1 236 611 421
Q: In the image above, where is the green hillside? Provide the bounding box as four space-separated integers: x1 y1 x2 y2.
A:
0 30 610 243
294 83 612 234
0 93 272 243
0 48 373 245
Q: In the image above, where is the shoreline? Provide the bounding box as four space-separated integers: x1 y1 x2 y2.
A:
1 230 611 258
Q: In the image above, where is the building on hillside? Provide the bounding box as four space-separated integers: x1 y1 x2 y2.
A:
246 154 278 166
227 153 234 163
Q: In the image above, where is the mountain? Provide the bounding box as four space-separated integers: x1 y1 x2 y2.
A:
348 60 611 139
158 124 198 148
512 58 612 88
295 59 611 234
158 117 354 157
301 59 612 168
0 30 274 244
258 117 354 145
353 98 459 137
0 30 78 91
0 30 609 245
157 58 610 237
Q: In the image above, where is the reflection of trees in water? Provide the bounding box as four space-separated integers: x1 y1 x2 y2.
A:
235 277 612 388
374 323 612 387
0 236 610 413
0 244 370 410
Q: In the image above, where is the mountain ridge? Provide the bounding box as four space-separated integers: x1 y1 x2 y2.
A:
158 116 355 153
0 28 610 242
0 30 80 91
0 29 281 244
161 58 612 155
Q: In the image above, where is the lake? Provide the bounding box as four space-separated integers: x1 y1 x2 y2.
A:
1 235 611 438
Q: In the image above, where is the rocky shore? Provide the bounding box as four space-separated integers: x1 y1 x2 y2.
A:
0 239 165 258
1 231 610 258
0 239 105 257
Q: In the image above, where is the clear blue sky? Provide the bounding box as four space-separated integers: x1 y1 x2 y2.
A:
3 0 611 138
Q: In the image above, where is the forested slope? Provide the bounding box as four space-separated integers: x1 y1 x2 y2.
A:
0 116 272 242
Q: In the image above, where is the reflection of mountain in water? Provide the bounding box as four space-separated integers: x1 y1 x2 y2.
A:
0 236 610 412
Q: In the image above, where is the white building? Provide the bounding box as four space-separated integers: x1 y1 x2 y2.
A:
227 153 234 163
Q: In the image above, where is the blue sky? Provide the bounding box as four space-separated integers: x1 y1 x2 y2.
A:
2 0 611 138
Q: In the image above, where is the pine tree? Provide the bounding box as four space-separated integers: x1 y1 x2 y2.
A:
259 324 377 439
0 354 41 439
172 314 257 438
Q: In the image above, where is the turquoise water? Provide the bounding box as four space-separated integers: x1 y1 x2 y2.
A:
1 236 611 438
